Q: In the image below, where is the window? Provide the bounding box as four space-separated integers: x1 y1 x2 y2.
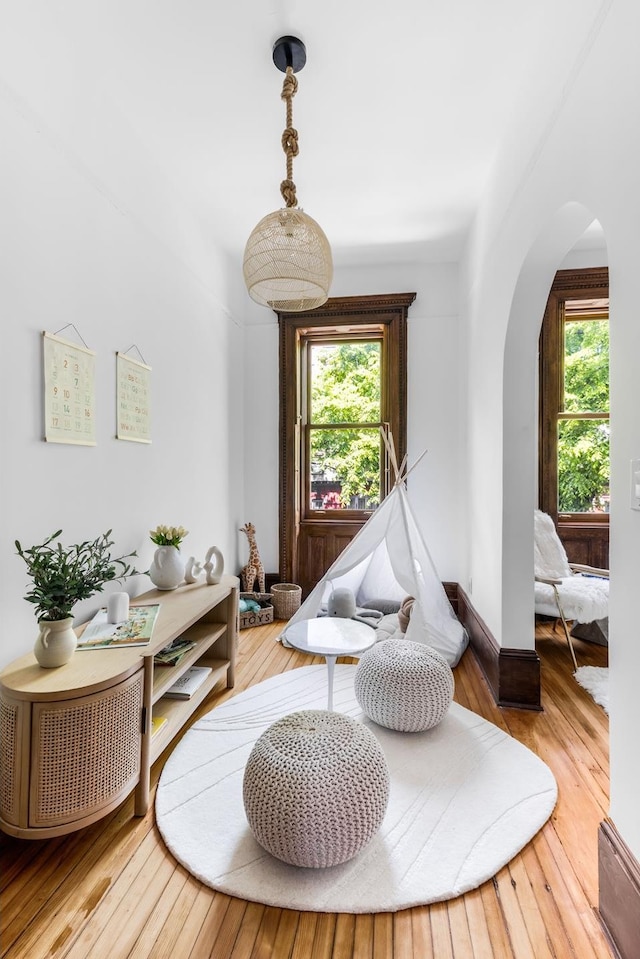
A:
538 267 609 568
278 293 414 593
307 337 384 514
558 302 609 514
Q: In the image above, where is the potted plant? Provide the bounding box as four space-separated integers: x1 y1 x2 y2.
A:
15 529 139 668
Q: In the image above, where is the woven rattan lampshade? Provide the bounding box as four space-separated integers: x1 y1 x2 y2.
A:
243 207 333 311
243 36 332 313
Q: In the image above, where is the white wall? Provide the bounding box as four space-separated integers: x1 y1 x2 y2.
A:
461 1 640 859
0 63 244 669
242 257 465 582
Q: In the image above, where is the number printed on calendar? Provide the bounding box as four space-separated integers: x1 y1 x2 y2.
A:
43 332 96 445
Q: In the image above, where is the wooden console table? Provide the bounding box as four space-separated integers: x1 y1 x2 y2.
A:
0 576 238 839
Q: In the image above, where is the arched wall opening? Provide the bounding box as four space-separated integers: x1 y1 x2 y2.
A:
502 201 607 655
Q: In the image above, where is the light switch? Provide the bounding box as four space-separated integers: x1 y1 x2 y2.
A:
631 459 640 510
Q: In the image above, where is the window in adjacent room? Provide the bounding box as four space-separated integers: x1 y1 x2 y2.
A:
538 267 609 567
558 301 609 515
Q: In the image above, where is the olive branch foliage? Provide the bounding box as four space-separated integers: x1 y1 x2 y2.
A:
15 529 139 622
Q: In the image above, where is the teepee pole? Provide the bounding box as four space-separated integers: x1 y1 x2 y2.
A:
379 427 427 487
379 430 413 548
403 447 429 481
379 427 440 582
381 428 400 484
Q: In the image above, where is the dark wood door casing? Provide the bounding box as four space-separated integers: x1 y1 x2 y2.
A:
538 267 609 569
278 293 414 594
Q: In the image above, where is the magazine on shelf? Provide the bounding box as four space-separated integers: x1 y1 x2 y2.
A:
76 603 161 650
153 638 197 666
164 665 212 700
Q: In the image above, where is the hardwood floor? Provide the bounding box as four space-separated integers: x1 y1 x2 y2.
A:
0 619 613 958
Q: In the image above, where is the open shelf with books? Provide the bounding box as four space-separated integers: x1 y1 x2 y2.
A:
149 660 230 764
151 622 227 701
146 613 236 766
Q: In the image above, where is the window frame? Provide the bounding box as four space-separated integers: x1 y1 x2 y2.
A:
538 267 609 525
277 293 414 584
303 329 387 519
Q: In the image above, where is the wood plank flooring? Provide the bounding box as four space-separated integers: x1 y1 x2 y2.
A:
0 619 613 959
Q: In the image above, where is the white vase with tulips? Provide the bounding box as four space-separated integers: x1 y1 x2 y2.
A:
148 525 188 590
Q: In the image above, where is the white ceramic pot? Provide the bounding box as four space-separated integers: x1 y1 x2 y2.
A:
34 617 77 668
149 545 184 590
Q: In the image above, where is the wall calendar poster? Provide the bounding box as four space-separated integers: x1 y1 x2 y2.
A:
43 332 96 445
116 352 151 443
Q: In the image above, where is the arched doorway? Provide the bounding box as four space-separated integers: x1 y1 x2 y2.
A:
501 202 608 673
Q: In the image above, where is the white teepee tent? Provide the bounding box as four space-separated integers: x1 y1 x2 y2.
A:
282 438 469 667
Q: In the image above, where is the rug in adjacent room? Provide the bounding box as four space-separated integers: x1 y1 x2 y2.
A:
574 665 609 713
156 665 557 913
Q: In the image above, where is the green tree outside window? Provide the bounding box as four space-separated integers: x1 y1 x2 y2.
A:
309 342 382 509
558 318 609 513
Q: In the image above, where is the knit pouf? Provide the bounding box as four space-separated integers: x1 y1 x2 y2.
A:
355 640 454 732
243 709 389 868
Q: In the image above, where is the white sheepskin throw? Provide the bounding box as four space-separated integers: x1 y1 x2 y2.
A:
534 510 572 579
534 575 609 623
534 511 608 622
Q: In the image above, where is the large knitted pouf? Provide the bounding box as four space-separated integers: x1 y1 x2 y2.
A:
355 640 454 732
242 709 389 868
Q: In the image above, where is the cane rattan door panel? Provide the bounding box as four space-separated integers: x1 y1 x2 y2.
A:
0 695 29 827
29 669 143 827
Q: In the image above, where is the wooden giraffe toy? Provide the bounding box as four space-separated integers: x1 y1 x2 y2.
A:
239 522 265 593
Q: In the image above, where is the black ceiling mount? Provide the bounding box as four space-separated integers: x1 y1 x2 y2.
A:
272 36 307 74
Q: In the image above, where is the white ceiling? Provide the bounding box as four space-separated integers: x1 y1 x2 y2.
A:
2 1 607 261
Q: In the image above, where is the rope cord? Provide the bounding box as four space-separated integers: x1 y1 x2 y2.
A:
280 66 299 207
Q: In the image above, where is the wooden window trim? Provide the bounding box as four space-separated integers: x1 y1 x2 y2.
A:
277 293 414 584
539 267 609 526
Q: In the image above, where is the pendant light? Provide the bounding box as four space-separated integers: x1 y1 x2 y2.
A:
243 36 333 312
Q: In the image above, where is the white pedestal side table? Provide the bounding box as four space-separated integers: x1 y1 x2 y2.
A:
284 617 376 710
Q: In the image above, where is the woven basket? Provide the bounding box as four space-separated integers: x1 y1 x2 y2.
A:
270 583 302 620
239 593 274 629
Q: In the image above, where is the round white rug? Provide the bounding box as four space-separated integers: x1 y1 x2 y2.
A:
156 665 557 913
